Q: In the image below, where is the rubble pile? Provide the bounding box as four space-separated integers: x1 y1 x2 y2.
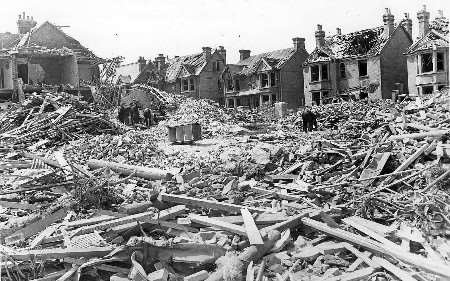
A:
0 92 120 148
0 89 450 281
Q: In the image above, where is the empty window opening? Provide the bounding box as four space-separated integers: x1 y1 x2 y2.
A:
17 64 28 84
227 79 233 91
358 60 367 77
437 52 445 71
339 63 346 78
0 67 4 88
422 85 433 95
311 65 320 82
189 78 195 91
421 53 433 73
234 80 240 91
261 73 269 88
270 72 276 86
182 79 189 91
321 64 328 80
312 92 321 105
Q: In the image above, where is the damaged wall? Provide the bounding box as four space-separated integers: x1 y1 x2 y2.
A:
0 60 14 89
27 55 78 86
78 63 99 82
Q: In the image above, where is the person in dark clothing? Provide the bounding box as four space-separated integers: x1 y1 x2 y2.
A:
118 105 127 123
143 108 153 127
130 101 140 126
301 107 317 133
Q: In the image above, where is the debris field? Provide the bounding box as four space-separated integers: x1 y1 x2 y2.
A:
0 88 449 281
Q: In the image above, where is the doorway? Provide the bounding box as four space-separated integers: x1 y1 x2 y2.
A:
17 64 28 84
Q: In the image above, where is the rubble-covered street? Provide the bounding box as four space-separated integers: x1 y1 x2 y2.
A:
0 87 449 281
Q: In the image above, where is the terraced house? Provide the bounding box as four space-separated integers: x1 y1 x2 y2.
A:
221 38 308 109
135 47 227 102
303 9 413 105
405 6 449 96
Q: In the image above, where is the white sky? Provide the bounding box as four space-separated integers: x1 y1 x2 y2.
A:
0 0 448 64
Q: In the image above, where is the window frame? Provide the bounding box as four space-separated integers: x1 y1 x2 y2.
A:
311 65 320 82
421 53 433 73
182 79 189 91
321 64 328 80
437 52 445 71
270 72 276 86
358 60 368 77
261 73 269 88
189 78 195 91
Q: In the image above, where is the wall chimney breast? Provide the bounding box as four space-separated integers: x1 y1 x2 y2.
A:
217 46 226 64
315 24 326 48
138 56 147 72
402 13 413 37
417 5 430 38
155 54 166 71
239 50 251 61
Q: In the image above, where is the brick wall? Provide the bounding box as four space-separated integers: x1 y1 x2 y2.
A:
380 27 412 98
198 52 224 101
406 55 418 95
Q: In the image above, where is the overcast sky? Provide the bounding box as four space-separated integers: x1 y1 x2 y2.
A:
0 0 448 64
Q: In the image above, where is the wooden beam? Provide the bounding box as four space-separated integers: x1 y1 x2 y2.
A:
372 256 417 281
87 159 171 180
211 213 288 225
388 130 449 141
160 193 269 214
241 208 264 245
190 214 246 236
0 200 40 210
250 186 301 201
8 246 114 261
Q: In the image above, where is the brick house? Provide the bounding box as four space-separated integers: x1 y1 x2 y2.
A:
114 56 147 84
405 7 449 96
0 12 101 96
221 38 309 109
134 46 227 102
303 9 413 105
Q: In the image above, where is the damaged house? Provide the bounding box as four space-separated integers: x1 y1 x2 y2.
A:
221 38 309 109
0 12 101 97
405 6 449 96
134 46 227 102
303 8 413 105
114 56 147 85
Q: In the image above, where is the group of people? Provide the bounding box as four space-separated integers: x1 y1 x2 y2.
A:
301 106 318 133
118 100 166 128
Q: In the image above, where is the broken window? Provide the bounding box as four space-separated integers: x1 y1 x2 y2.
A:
321 64 328 80
189 78 195 91
182 79 189 91
270 72 276 86
421 53 433 73
234 80 240 91
311 65 320 82
261 73 269 88
358 60 368 77
437 52 444 71
340 63 346 78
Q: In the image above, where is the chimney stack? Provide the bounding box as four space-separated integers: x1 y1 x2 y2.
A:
155 54 165 71
402 13 413 37
437 10 444 18
239 50 251 61
138 56 146 72
417 5 430 38
17 12 37 34
336 28 342 35
383 8 395 37
315 24 325 48
292 37 305 51
202 47 212 59
217 46 226 63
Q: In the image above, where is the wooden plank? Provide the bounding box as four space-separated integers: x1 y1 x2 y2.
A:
359 152 390 187
29 224 59 249
343 244 380 269
346 251 371 272
261 210 311 236
241 208 264 245
29 270 66 281
56 265 78 281
5 208 68 245
211 213 288 225
388 130 450 141
190 214 246 236
372 256 417 281
160 193 268 213
64 215 117 229
8 246 114 261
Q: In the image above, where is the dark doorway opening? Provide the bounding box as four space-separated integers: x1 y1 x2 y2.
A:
17 64 28 84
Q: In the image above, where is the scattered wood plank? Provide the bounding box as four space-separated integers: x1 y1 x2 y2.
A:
388 130 449 141
372 256 416 281
87 159 172 180
160 193 269 214
190 214 246 236
211 213 288 225
8 246 114 261
250 186 301 201
241 208 264 245
0 200 40 210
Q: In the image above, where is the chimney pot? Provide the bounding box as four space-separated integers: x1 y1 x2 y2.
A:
383 8 395 36
217 46 226 63
315 24 326 48
336 28 342 35
292 37 305 50
417 6 430 38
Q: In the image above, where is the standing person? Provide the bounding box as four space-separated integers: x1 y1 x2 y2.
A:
302 107 312 133
143 107 153 127
118 104 126 123
130 100 140 126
